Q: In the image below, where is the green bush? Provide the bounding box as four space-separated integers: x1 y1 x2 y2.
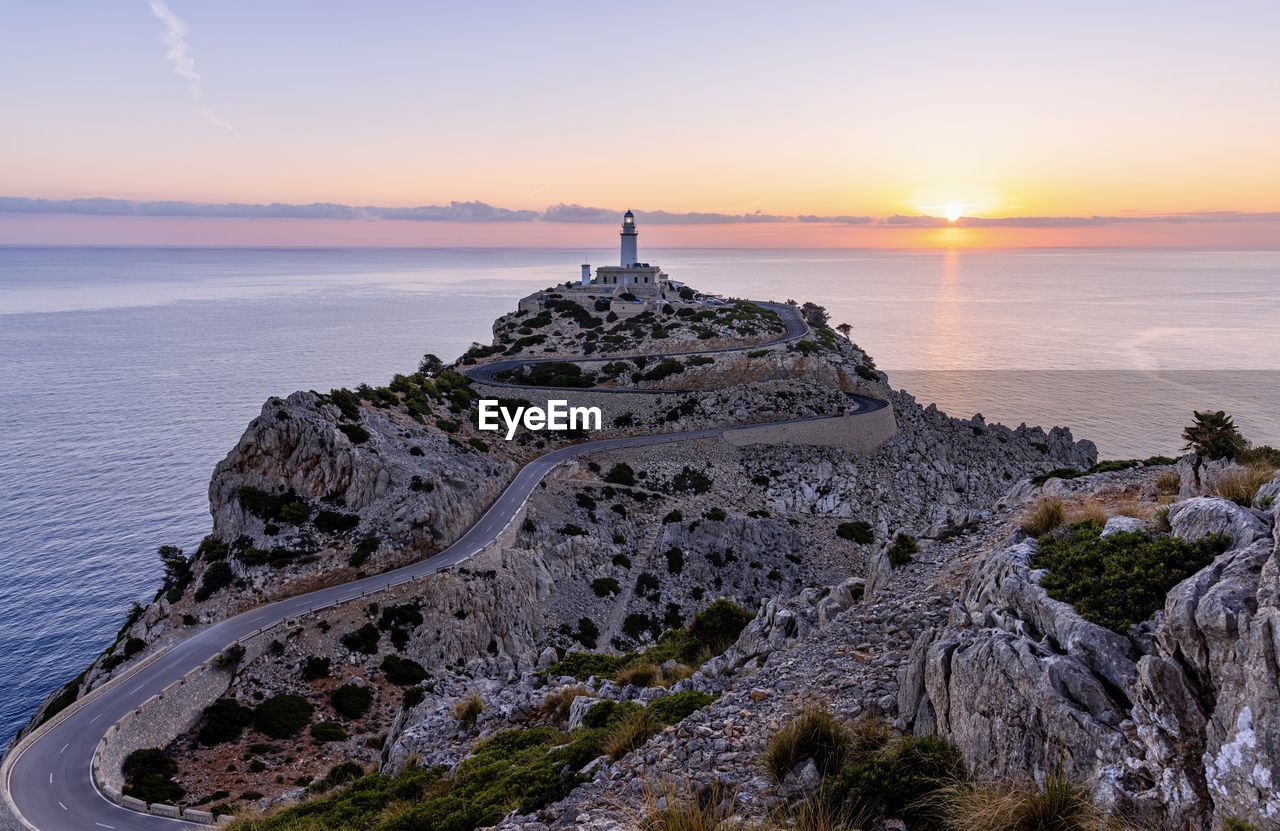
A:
672 466 712 493
314 510 360 535
331 684 373 719
338 423 371 444
198 698 254 746
122 748 185 804
1032 523 1229 632
688 598 754 655
195 560 233 601
310 722 347 743
824 734 965 828
301 656 331 680
349 535 379 567
558 523 588 536
887 533 918 567
604 463 636 486
381 655 428 686
341 623 380 654
253 694 314 739
647 691 716 725
662 509 683 524
836 521 875 544
704 507 727 521
591 577 620 597
665 547 684 575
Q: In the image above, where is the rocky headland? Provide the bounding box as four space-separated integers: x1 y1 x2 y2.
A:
10 283 1277 831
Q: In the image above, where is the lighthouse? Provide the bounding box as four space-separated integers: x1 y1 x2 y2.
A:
620 210 638 267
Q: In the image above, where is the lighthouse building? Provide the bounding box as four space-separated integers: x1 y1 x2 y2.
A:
585 211 671 293
517 211 698 319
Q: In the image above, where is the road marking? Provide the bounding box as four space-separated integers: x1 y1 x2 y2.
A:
59 742 69 754
58 801 67 810
48 773 52 784
95 823 115 829
87 713 101 724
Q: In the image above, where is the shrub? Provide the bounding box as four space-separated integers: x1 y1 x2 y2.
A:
195 560 233 601
704 507 727 521
855 363 878 382
576 616 600 648
1210 465 1276 507
454 693 485 725
689 599 753 655
1032 523 1230 632
341 623 380 654
665 547 685 575
603 708 659 759
558 523 588 536
330 684 373 719
381 655 428 686
538 685 591 724
824 734 964 828
591 577 621 597
1240 445 1280 467
886 533 918 567
314 510 359 535
1183 410 1248 460
122 748 185 804
349 535 379 567
338 423 371 444
467 437 490 452
672 466 713 493
197 698 254 746
310 722 347 743
763 705 851 783
936 772 1135 831
663 509 683 524
254 694 314 739
647 691 716 725
301 656 331 680
1020 497 1066 537
836 521 874 544
604 462 637 486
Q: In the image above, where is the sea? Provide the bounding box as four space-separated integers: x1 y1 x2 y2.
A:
1 246 1277 744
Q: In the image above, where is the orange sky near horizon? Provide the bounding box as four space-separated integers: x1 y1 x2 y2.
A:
5 214 1280 250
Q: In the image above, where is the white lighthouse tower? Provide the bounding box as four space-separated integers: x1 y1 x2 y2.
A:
620 209 638 267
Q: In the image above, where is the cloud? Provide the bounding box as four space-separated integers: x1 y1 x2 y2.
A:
145 0 232 131
3 196 1279 229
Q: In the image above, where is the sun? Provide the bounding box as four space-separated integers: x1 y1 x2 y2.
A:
939 203 966 222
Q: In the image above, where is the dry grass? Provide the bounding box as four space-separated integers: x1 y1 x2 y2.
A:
762 704 851 783
452 692 485 726
538 684 590 724
1020 498 1066 537
616 662 662 688
639 781 738 831
765 788 873 831
1153 505 1172 533
935 774 1146 831
1154 469 1182 497
1209 465 1277 507
604 708 660 759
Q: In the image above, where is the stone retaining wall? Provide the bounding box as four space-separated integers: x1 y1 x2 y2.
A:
472 382 896 456
722 404 898 456
92 619 307 825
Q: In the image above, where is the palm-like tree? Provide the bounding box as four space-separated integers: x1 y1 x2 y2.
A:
1182 410 1248 460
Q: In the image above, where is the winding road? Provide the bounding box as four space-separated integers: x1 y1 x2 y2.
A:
1 302 886 830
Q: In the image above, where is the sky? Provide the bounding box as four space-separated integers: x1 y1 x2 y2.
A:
2 1 1278 248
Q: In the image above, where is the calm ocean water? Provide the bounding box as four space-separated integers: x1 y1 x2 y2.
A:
1 246 1277 743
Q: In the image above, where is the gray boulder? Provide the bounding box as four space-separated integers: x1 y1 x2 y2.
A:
1168 497 1269 550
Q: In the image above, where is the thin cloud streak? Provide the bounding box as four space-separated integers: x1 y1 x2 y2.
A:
145 0 232 131
3 196 1279 228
